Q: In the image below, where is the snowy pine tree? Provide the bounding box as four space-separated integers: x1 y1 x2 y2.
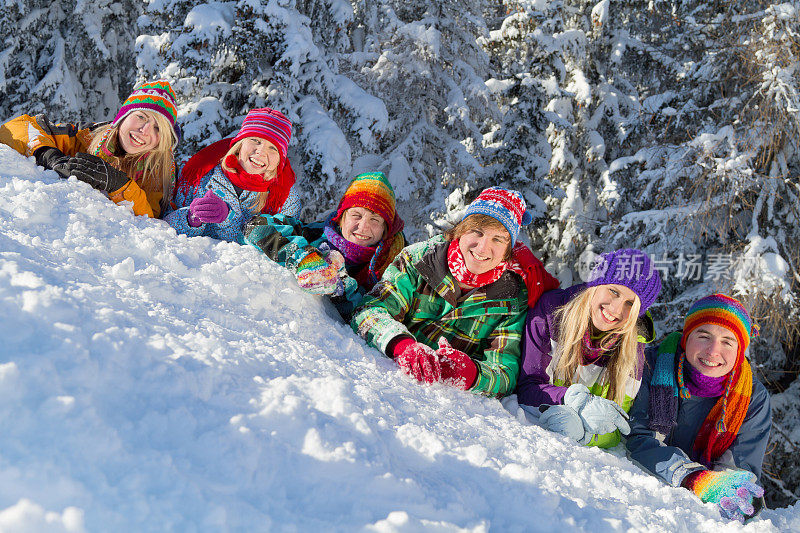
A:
487 0 800 505
0 0 140 122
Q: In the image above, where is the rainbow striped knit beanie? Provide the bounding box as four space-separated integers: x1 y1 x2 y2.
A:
232 107 292 162
333 172 396 229
112 80 179 140
680 294 758 360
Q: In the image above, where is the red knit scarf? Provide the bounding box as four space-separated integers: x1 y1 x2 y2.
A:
222 155 275 192
677 351 753 465
177 138 295 214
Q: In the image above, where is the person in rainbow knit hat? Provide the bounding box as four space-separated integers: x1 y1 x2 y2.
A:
626 294 772 522
0 80 180 218
243 171 405 321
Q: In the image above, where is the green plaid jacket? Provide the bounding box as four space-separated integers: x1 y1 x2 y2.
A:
351 236 528 397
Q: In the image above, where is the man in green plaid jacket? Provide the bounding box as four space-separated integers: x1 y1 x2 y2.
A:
350 187 559 397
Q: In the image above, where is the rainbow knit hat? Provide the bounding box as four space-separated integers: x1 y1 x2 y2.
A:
332 172 396 229
112 80 179 141
462 187 533 246
232 107 292 162
680 294 758 360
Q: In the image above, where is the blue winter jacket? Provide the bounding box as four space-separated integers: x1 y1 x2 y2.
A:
626 344 772 487
163 165 301 243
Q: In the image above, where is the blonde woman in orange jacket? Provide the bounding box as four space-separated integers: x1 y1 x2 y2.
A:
0 80 179 218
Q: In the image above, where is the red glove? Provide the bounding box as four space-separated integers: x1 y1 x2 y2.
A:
435 337 478 390
392 338 441 384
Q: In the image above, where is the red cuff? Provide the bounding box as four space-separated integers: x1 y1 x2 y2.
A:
460 358 479 389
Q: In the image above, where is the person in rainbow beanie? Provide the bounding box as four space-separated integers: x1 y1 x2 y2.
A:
0 80 180 217
243 171 405 321
626 294 772 522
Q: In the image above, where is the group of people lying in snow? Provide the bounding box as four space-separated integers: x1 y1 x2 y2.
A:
0 80 772 523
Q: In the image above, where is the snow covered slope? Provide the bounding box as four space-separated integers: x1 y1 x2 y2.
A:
0 144 798 532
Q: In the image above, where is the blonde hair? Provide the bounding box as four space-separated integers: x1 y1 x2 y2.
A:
88 111 177 209
552 286 643 405
221 138 276 212
444 214 513 261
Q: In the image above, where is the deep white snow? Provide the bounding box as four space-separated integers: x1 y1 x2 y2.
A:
0 144 799 532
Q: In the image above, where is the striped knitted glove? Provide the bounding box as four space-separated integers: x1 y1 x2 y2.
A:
682 469 764 522
294 248 346 296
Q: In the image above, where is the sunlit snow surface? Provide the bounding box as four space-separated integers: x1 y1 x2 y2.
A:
0 145 798 531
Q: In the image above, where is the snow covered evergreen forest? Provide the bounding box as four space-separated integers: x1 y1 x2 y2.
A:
1 0 799 512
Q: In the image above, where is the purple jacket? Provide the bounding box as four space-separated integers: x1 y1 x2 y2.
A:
515 284 655 407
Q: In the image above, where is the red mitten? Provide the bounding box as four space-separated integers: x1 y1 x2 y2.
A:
435 337 478 390
393 340 441 384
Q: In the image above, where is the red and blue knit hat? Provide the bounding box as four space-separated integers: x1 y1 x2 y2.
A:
332 172 397 229
231 107 292 163
112 80 179 141
462 187 533 245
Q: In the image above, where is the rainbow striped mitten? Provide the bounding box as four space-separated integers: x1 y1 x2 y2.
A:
682 469 764 522
294 249 346 296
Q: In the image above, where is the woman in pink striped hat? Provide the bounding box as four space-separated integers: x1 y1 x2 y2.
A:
164 107 301 242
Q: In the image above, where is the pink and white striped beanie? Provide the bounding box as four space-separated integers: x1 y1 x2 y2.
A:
231 107 292 161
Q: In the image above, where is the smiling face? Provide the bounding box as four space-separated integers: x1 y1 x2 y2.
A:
118 111 161 154
589 284 639 332
457 225 511 275
340 207 386 247
238 137 281 176
684 323 738 378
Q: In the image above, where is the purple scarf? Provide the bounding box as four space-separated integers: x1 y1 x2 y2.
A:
323 222 375 266
581 329 620 366
684 362 726 397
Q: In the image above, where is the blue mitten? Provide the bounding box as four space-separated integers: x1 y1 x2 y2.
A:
538 404 585 442
563 384 630 440
682 469 765 522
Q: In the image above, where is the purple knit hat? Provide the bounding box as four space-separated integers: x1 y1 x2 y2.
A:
232 107 292 162
586 248 662 315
